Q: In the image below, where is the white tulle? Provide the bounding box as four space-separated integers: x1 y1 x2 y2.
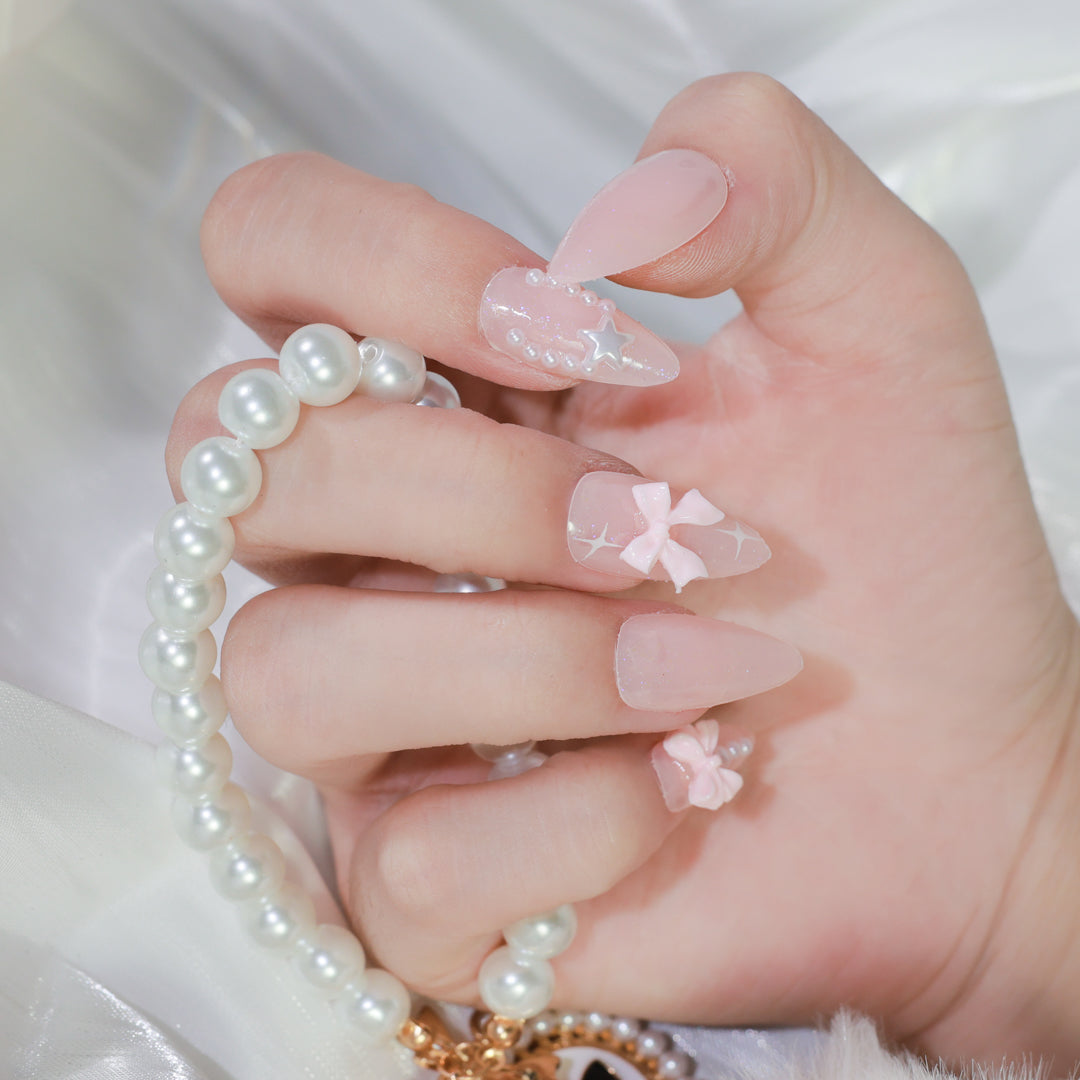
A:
0 0 1078 1076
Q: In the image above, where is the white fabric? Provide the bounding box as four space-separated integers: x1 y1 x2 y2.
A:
0 0 1078 1075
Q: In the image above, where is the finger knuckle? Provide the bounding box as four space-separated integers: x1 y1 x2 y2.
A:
371 801 456 922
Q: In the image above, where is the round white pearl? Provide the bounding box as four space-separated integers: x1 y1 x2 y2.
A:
243 881 316 949
171 784 250 851
657 1049 693 1078
279 323 362 406
635 1030 669 1058
471 740 535 763
337 969 411 1045
292 923 365 995
218 367 300 449
584 1012 610 1033
477 946 554 1020
529 1013 556 1038
156 733 232 796
413 371 461 409
209 832 286 901
485 748 547 780
151 677 227 746
154 503 235 581
525 269 545 285
146 566 225 634
432 573 505 593
357 337 426 402
611 1017 642 1041
138 623 216 693
180 436 262 518
504 905 577 960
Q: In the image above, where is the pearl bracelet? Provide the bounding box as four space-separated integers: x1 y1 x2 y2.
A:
139 325 580 1047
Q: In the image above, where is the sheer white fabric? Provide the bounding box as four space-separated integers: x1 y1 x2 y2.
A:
0 0 1078 1075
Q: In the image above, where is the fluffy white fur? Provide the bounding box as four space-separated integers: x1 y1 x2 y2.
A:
774 1015 1058 1080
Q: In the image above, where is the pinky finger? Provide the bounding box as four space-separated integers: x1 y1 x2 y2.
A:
343 734 740 1010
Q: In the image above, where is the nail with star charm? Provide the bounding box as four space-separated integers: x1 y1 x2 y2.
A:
567 472 770 590
479 149 728 385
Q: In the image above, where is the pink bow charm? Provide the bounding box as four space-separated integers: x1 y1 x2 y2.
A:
661 720 743 810
618 482 725 592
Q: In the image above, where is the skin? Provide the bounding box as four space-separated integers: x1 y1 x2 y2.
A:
167 75 1080 1070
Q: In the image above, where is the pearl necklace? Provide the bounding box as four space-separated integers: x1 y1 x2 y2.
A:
138 323 696 1079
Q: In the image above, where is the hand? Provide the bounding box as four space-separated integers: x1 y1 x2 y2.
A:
169 74 1080 1068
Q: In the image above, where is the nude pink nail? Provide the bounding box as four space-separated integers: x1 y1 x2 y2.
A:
567 472 769 590
547 150 728 285
479 268 678 385
651 720 754 812
615 614 802 712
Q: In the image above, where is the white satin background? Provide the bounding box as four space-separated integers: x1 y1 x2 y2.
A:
0 0 1078 1076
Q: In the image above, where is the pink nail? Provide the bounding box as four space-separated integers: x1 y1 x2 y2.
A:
651 719 754 812
546 150 728 285
479 268 678 386
615 614 802 712
568 472 770 589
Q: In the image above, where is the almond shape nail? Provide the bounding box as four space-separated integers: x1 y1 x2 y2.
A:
546 150 728 285
479 267 678 386
568 472 770 585
615 614 803 712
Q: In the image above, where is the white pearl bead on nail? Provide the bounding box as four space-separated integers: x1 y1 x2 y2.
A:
146 566 226 634
243 881 316 949
611 1018 642 1041
635 1030 669 1058
337 969 412 1044
180 436 262 518
279 324 362 406
477 946 554 1020
156 733 232 797
209 832 287 901
154 503 235 581
413 371 461 409
138 623 217 693
292 923 365 995
151 677 227 747
357 337 427 402
504 905 577 960
218 367 300 449
171 783 251 851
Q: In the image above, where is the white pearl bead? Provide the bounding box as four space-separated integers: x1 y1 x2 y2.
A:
151 677 227 746
635 1030 669 1058
432 573 505 593
138 623 217 693
529 1013 556 1038
338 969 411 1044
154 503 235 581
218 367 300 449
504 905 577 960
471 740 535 763
146 566 225 634
485 748 547 780
477 946 554 1020
292 923 365 994
657 1049 693 1078
357 337 427 402
180 436 262 518
413 371 461 409
584 1012 610 1033
156 733 232 796
243 881 316 949
279 323 362 406
171 783 250 851
209 832 286 901
525 269 545 285
611 1017 642 1041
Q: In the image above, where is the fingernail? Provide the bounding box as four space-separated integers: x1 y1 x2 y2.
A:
568 473 769 590
615 614 802 712
651 719 754 812
479 267 678 386
546 150 728 285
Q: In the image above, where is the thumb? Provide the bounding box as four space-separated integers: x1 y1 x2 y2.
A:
617 74 992 371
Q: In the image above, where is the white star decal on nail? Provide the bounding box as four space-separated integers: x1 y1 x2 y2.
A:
721 519 758 558
578 317 635 370
572 524 621 560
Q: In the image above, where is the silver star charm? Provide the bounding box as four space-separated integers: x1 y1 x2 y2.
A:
578 317 635 369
